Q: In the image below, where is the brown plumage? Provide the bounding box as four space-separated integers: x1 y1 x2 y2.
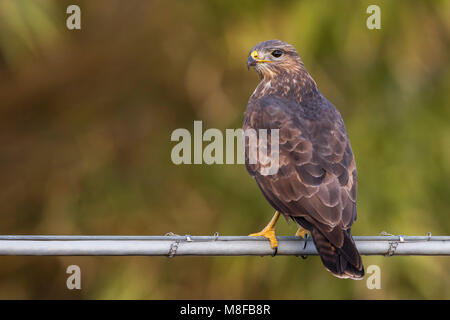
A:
244 40 364 279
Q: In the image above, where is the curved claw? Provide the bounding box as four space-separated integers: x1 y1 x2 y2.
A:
295 227 309 259
303 233 308 249
249 228 278 254
271 246 278 257
249 211 280 255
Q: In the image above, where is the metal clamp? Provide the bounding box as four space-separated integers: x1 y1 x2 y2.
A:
168 239 180 258
165 232 181 258
383 233 404 257
386 241 399 257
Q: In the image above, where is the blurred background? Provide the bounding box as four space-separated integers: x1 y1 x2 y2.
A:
0 0 449 299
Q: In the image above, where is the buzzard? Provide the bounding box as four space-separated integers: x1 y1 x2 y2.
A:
244 40 364 279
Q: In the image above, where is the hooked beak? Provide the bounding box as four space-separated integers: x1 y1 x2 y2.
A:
247 50 273 70
247 56 257 70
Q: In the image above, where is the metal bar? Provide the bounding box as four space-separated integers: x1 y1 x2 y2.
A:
0 235 448 256
0 235 448 241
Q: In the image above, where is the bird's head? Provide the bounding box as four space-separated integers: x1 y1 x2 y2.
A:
247 40 303 79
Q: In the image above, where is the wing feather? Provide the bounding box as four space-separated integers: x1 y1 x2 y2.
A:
244 95 358 243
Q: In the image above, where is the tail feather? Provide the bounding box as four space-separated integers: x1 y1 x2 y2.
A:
310 227 364 280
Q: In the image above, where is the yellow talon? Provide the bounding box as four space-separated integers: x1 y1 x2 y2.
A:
295 227 308 239
295 226 310 253
249 211 280 249
249 228 278 249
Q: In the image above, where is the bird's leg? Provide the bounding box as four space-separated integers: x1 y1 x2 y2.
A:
249 211 280 252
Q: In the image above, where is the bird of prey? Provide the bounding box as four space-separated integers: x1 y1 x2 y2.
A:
244 40 364 279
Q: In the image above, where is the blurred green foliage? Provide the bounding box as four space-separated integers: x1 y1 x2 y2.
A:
0 0 449 299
